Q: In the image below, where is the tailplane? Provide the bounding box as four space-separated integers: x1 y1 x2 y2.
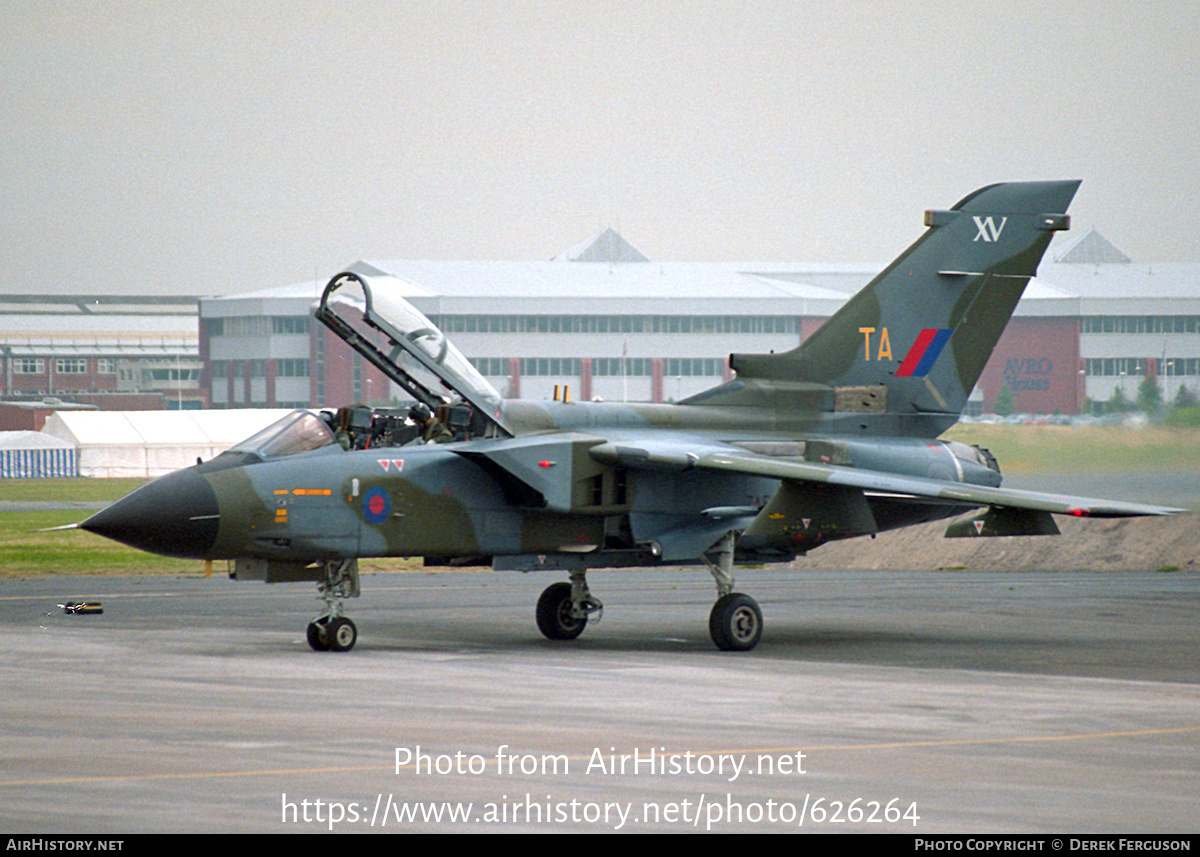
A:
688 181 1079 433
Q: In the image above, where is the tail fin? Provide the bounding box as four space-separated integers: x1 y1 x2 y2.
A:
701 181 1078 432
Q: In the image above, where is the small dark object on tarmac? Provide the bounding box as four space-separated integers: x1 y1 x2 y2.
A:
60 601 103 615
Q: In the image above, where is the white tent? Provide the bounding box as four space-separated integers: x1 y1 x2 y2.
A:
0 431 77 478
42 409 295 478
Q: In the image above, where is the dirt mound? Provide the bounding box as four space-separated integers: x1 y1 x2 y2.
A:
791 512 1200 573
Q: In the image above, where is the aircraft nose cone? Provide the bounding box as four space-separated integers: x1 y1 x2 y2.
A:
81 467 220 559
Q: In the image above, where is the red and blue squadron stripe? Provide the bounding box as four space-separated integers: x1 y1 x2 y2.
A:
895 328 953 377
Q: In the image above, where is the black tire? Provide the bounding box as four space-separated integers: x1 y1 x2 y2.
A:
326 617 358 652
306 620 330 651
709 593 762 651
536 582 587 641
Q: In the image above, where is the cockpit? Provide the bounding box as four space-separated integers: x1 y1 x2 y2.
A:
230 410 337 457
221 269 517 458
314 269 512 442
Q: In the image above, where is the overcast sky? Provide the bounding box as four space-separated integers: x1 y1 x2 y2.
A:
4 1 1198 297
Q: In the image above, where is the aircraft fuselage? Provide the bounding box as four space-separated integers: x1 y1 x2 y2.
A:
82 399 999 577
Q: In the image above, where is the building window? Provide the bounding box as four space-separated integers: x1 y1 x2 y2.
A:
518 358 582 376
593 358 651 376
1161 358 1200 377
277 359 310 377
55 358 88 374
96 359 117 374
272 316 310 335
470 357 510 376
148 368 200 382
663 358 723 377
315 334 325 404
225 317 270 337
1083 357 1147 377
12 359 45 374
1082 315 1200 335
436 314 799 335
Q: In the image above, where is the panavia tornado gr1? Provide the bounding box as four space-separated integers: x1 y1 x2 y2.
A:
79 181 1177 652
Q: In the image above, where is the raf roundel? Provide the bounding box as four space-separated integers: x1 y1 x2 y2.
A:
362 486 392 525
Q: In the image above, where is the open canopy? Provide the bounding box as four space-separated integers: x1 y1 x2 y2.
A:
315 270 511 436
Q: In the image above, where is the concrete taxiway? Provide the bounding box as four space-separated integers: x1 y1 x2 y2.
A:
0 567 1197 833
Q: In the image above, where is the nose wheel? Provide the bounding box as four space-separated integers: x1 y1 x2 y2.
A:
307 616 358 652
306 558 361 652
536 571 603 641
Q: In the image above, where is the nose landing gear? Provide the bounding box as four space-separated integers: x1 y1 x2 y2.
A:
306 559 361 652
536 570 604 641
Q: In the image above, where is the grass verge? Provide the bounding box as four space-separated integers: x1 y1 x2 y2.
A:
0 509 426 577
942 425 1200 473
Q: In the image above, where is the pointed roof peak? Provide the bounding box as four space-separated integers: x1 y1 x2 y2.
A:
1053 228 1131 264
553 227 649 263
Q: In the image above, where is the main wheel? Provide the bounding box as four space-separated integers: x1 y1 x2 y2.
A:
536 581 588 641
709 593 763 651
326 617 358 652
306 619 330 651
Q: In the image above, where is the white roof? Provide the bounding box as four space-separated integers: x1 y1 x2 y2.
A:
198 225 1200 319
42 409 294 447
1051 228 1132 264
0 431 74 450
552 228 649 263
0 314 196 337
1 341 198 358
1038 262 1200 302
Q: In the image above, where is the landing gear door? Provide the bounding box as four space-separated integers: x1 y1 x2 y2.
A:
316 270 512 437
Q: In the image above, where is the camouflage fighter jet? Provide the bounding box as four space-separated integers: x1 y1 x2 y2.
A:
79 181 1177 652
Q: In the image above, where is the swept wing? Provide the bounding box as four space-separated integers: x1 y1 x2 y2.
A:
588 436 1179 519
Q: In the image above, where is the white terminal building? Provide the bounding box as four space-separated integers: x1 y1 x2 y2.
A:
198 228 1200 416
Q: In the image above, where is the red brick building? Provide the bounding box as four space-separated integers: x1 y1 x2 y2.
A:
1 295 205 411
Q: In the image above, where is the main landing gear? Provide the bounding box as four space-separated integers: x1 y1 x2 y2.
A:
306 558 361 652
533 532 764 651
702 531 762 651
708 592 763 652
